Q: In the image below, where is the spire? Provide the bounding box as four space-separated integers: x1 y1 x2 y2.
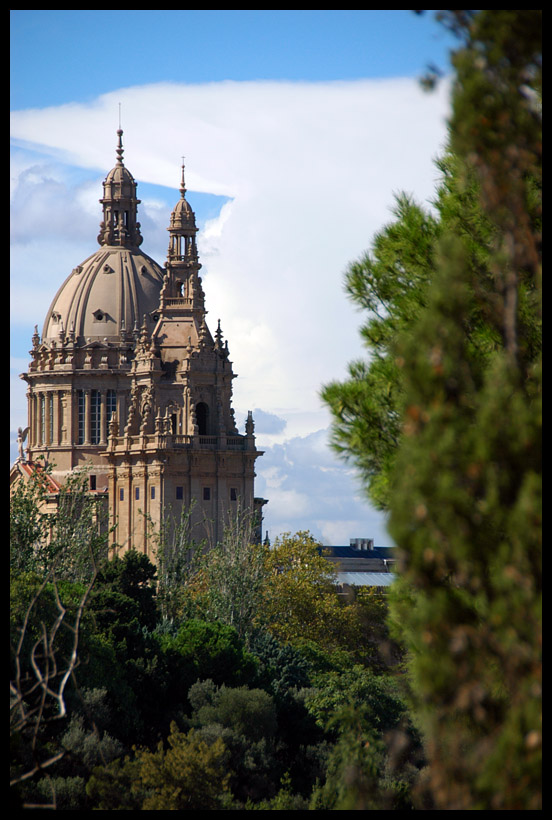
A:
180 157 186 198
116 128 124 166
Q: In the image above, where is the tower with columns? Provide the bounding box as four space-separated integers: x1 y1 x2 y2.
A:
14 131 265 555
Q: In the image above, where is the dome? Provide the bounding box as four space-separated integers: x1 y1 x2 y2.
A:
42 246 165 343
105 161 135 183
169 197 197 232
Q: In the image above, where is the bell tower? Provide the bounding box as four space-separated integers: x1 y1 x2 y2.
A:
102 162 265 553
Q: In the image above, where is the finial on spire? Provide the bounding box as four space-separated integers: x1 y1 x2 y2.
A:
180 157 186 198
215 319 223 349
116 125 124 166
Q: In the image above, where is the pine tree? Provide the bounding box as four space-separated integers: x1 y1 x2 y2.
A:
323 10 541 810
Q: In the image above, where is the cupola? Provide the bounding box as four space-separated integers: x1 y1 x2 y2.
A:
97 129 143 248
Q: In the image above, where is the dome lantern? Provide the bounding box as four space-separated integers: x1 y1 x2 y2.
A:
97 129 143 248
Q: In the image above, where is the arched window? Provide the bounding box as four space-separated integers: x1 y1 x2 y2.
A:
196 402 209 435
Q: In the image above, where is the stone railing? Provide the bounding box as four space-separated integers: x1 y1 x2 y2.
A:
107 432 248 452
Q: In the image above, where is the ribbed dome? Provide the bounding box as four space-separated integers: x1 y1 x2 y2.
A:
42 246 165 343
103 162 137 194
169 196 196 228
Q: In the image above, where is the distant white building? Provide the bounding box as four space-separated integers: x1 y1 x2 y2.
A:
323 538 396 588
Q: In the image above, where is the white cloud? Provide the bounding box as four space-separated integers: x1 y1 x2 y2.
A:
10 77 451 543
255 429 392 546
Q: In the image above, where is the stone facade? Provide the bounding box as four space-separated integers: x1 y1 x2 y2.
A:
17 131 265 558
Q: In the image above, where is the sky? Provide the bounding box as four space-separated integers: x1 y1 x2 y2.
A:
10 10 457 546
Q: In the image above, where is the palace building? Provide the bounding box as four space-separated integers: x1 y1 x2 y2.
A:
12 131 266 557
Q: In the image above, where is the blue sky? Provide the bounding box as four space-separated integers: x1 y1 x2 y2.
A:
11 10 456 107
10 10 457 545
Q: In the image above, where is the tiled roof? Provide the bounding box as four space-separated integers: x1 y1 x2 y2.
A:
16 461 62 493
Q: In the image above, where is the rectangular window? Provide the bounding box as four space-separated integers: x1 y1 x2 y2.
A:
230 488 237 501
203 487 211 501
48 393 54 444
90 390 101 445
135 487 140 501
176 486 183 500
119 488 124 501
40 395 46 444
77 390 85 444
151 486 155 500
90 474 96 491
107 389 117 425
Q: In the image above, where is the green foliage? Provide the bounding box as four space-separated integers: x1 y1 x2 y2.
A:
86 755 144 810
92 549 158 633
150 501 206 622
10 463 50 574
195 507 268 641
250 772 310 810
322 9 541 810
136 722 231 810
248 630 311 701
388 256 541 809
158 618 257 689
10 463 109 581
262 531 344 648
88 723 231 810
305 664 408 737
190 680 278 743
187 680 280 804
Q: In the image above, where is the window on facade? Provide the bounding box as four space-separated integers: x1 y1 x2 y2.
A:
119 488 124 501
230 488 237 501
135 487 140 501
151 486 155 500
90 474 96 491
77 390 85 444
203 487 211 501
196 402 209 435
48 393 54 443
40 395 46 445
176 486 183 500
91 390 101 444
107 389 117 425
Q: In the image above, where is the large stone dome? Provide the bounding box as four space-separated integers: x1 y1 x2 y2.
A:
42 129 166 344
42 246 165 343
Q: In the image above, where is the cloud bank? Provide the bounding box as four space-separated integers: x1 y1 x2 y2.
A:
10 78 451 544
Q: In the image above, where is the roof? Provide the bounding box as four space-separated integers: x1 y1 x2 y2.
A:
324 545 396 559
336 571 396 587
12 460 62 493
41 246 165 343
321 545 397 587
